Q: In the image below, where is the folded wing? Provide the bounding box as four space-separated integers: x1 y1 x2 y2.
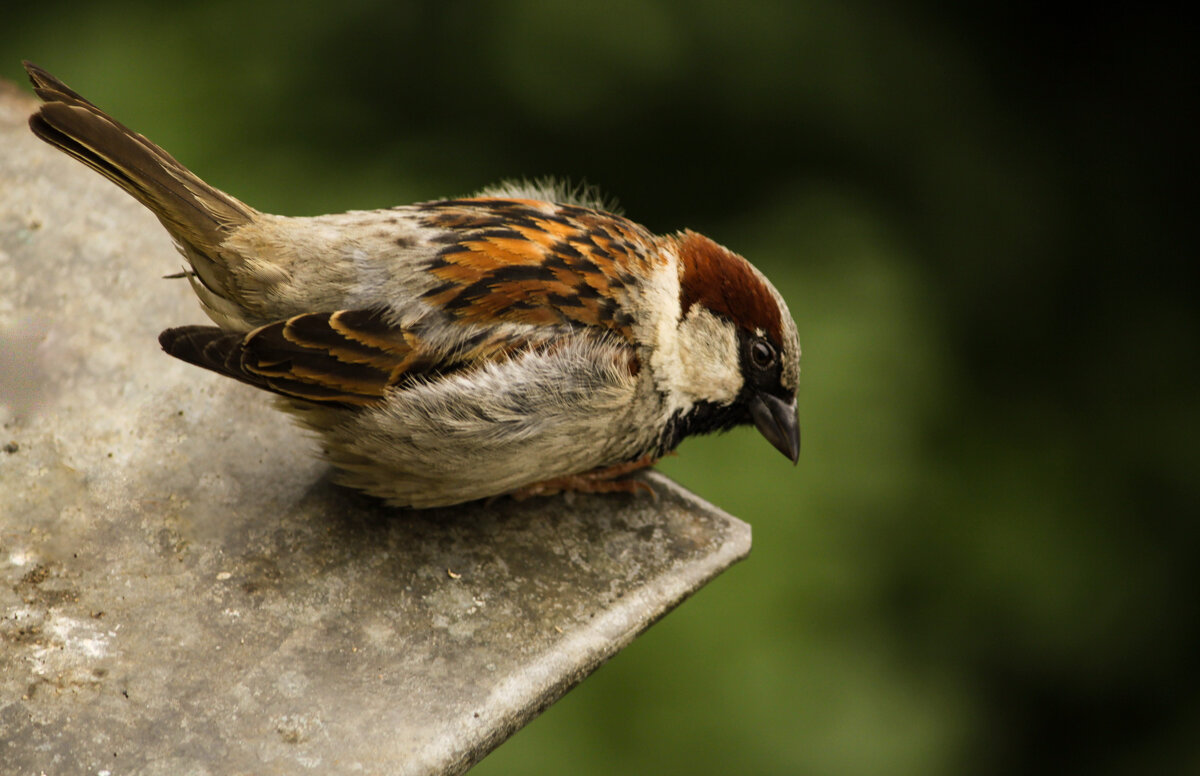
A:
159 308 540 407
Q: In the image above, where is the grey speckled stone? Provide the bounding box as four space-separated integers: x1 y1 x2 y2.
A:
0 79 751 774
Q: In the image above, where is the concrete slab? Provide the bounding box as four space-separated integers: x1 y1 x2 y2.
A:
0 79 751 774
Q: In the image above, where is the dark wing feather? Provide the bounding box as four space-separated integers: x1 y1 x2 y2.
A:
160 320 381 407
160 310 417 406
159 308 545 407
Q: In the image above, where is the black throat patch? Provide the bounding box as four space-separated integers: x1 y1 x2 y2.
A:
656 398 751 457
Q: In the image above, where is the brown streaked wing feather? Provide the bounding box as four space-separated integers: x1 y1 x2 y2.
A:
160 309 570 407
239 310 423 405
160 320 387 407
418 199 663 339
161 310 419 406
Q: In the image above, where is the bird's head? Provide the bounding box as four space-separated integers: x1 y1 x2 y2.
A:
661 230 801 462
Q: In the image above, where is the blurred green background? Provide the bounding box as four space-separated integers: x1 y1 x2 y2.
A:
5 2 1197 773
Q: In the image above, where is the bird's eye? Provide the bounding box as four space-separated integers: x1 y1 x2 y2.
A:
751 339 775 369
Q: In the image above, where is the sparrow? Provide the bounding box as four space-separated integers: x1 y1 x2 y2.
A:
24 62 801 508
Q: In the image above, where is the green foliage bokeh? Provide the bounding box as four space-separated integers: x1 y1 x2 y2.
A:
4 2 1197 773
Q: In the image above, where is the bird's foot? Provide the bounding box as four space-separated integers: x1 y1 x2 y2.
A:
508 456 659 500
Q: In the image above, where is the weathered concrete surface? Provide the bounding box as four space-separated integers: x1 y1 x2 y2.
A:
0 79 751 774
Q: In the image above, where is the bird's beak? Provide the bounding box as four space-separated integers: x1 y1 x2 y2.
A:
749 393 800 463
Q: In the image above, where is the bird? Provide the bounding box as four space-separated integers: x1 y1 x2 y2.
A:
23 61 801 508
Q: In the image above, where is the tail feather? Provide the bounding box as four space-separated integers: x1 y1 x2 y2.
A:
24 62 254 301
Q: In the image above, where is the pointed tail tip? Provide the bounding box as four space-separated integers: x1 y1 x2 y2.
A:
23 60 53 91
